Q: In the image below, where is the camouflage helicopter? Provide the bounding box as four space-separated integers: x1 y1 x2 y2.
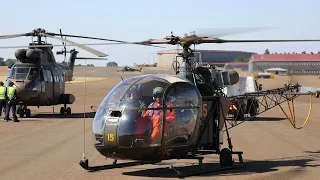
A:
117 65 142 72
0 28 159 118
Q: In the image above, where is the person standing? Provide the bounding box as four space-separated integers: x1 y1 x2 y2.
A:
5 81 19 122
0 81 6 120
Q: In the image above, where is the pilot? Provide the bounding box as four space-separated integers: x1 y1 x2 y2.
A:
126 85 139 100
4 81 19 122
0 81 6 119
30 69 39 80
136 87 176 144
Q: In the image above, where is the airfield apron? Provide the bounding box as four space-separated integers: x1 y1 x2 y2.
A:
136 102 176 140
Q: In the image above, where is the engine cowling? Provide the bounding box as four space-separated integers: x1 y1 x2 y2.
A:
14 49 27 60
25 49 42 63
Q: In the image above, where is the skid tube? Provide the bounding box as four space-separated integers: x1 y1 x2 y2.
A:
79 158 161 172
169 150 244 178
79 150 244 178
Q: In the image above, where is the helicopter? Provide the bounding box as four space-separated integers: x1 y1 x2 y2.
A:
0 28 161 118
74 28 320 177
117 65 143 72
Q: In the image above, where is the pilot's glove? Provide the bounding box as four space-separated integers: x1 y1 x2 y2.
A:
139 101 146 108
138 101 147 115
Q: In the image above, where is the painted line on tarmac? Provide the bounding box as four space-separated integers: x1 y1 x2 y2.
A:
66 78 109 84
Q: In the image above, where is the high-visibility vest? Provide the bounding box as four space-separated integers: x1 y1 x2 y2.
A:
7 87 15 100
0 86 5 100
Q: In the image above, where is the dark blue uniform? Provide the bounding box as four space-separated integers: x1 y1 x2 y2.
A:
0 86 6 118
5 86 19 122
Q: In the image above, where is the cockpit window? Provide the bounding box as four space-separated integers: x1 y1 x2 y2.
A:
97 76 145 110
8 67 30 80
8 67 40 81
93 76 145 135
119 76 169 107
28 68 39 80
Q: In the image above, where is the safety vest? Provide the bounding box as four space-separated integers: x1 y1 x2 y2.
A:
7 87 15 100
0 86 5 100
149 102 162 116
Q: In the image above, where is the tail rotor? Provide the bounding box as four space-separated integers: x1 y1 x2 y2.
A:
59 29 67 65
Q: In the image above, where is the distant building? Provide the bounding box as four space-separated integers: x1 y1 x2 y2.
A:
224 62 249 71
157 49 256 67
264 68 288 75
248 54 320 75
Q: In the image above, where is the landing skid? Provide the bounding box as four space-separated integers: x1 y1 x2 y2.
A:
170 151 244 178
79 158 161 172
79 150 244 178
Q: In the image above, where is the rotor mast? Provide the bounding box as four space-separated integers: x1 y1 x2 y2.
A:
166 32 199 81
30 28 47 45
176 43 195 81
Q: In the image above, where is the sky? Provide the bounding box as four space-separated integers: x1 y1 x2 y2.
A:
0 0 320 66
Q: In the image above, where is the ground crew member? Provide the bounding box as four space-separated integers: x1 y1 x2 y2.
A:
0 81 6 119
136 87 176 143
5 81 19 122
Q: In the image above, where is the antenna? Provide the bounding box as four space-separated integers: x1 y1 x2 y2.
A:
83 58 87 160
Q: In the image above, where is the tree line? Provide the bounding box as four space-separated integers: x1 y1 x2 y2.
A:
0 57 17 67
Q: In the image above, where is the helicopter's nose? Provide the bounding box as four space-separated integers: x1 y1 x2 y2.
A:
11 80 41 101
11 81 25 94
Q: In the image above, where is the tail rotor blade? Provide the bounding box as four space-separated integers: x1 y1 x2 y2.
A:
59 29 67 62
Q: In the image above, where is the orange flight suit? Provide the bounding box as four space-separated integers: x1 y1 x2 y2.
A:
136 101 176 140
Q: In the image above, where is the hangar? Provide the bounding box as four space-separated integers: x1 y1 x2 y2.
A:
248 54 320 75
224 62 249 71
157 49 256 67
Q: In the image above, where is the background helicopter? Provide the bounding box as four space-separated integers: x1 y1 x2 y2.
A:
0 28 159 118
117 65 142 72
77 28 320 177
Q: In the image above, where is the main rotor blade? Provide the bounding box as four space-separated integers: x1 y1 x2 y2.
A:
42 33 108 57
50 33 165 48
199 39 320 44
193 27 271 38
0 33 30 40
76 57 108 60
0 42 130 49
1 38 320 50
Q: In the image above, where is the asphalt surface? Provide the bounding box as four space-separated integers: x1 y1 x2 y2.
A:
0 67 319 180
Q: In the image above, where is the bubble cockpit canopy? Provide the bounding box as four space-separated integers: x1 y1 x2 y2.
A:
93 74 202 148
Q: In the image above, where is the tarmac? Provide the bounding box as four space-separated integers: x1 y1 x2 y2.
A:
0 66 319 180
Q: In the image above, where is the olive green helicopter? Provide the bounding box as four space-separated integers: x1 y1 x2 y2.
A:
117 65 143 72
0 28 159 118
